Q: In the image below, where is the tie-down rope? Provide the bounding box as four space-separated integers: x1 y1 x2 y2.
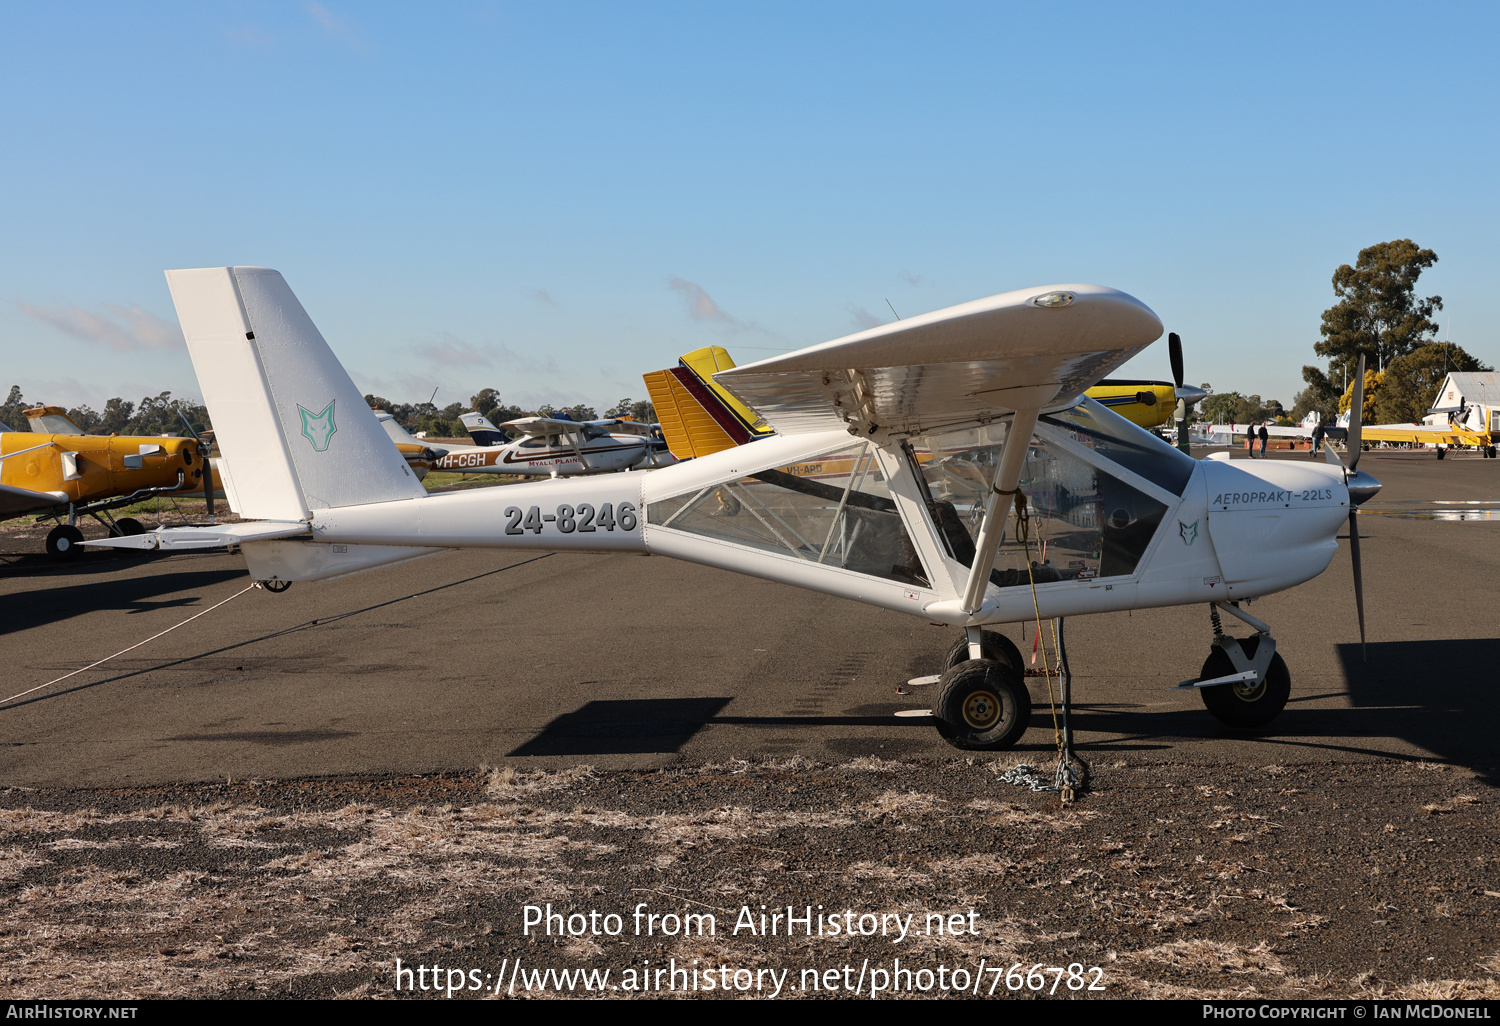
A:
2 582 258 706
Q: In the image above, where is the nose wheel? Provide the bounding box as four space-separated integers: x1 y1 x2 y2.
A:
1175 603 1292 729
1196 635 1291 728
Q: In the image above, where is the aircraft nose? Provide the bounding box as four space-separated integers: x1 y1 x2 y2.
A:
1348 468 1381 505
1174 384 1207 405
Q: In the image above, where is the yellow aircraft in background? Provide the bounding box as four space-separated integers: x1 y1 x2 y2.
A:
0 406 215 559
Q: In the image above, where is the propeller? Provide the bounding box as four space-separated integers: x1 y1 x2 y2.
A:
1325 355 1381 658
1167 332 1208 454
177 411 216 525
1169 330 1185 392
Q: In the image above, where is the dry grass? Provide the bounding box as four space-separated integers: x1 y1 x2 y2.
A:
0 758 1495 999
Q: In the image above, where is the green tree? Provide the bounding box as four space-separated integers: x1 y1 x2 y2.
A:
0 385 28 429
99 397 136 434
1290 366 1340 422
469 388 502 419
66 404 102 432
122 391 211 436
1316 240 1442 378
1374 342 1491 424
1199 391 1243 424
630 400 656 423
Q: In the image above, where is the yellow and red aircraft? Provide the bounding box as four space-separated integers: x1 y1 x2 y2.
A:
0 406 214 558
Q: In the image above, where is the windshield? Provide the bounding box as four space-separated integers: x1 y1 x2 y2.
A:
1041 397 1196 496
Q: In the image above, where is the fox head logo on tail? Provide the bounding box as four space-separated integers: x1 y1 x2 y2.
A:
298 400 338 452
1179 520 1199 546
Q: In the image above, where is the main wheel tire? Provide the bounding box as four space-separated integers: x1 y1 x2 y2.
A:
932 659 1031 751
943 629 1023 672
1198 636 1291 728
114 517 146 536
45 524 85 560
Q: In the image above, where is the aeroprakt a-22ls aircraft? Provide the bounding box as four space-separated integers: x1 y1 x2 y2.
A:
93 267 1381 750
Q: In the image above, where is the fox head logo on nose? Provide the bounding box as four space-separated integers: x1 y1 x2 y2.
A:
298 401 338 452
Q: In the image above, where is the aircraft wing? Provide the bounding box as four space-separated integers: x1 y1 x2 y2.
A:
713 284 1162 438
0 482 67 518
1361 422 1488 446
501 416 593 437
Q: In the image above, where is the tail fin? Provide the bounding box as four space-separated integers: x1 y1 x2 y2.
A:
165 267 424 518
458 411 507 446
642 346 773 459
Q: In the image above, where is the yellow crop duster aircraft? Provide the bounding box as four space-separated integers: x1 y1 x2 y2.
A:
0 406 213 558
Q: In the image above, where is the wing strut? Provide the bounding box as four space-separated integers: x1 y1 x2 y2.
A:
561 430 592 473
960 409 1040 614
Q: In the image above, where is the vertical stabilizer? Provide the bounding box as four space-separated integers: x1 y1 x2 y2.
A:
641 346 774 460
165 267 425 517
458 411 508 446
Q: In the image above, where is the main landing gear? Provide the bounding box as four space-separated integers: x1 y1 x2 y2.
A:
1175 602 1290 728
922 628 1032 751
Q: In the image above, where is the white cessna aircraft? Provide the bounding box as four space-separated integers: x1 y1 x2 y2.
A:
378 407 671 477
94 268 1380 751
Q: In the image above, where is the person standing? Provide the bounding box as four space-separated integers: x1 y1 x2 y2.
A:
1258 423 1269 458
1246 423 1256 456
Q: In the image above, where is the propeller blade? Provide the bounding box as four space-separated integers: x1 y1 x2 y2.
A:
1168 332 1184 390
1348 507 1365 660
203 454 216 524
176 410 217 525
1347 354 1365 473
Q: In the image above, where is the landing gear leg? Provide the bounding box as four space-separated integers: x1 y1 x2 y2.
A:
1177 603 1290 728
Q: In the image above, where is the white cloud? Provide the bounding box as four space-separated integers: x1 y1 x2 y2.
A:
411 331 559 375
307 2 367 51
224 24 274 48
847 305 884 331
668 276 733 323
18 301 184 353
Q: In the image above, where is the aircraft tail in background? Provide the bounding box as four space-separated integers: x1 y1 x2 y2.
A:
642 345 773 460
458 411 508 446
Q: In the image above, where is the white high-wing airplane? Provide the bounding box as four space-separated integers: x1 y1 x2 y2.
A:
1194 410 1344 446
93 268 1381 752
380 408 672 476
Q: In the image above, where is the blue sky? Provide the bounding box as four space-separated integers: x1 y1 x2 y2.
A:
3 1 1496 417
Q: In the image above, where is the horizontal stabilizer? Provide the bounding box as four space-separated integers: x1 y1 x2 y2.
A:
83 521 311 551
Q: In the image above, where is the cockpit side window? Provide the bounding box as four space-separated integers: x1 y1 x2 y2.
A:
913 424 1167 585
1041 397 1196 496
